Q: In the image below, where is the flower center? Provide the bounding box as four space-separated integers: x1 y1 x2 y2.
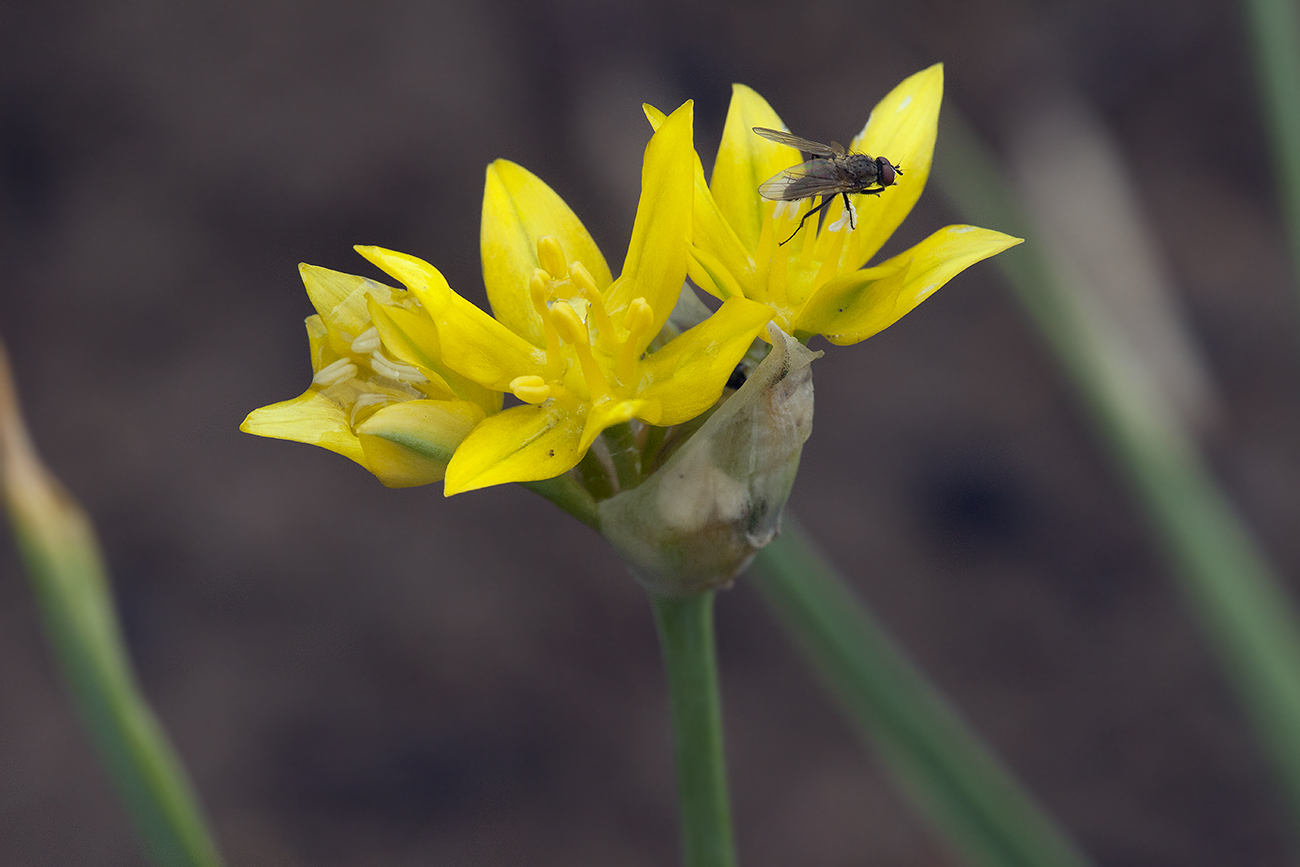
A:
510 236 656 410
312 323 430 430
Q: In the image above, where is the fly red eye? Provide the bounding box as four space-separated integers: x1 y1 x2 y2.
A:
877 158 896 187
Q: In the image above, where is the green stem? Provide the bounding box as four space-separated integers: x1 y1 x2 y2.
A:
575 444 617 503
0 343 223 867
604 422 642 491
520 473 601 531
753 523 1093 867
651 591 737 867
1241 0 1300 309
936 111 1300 826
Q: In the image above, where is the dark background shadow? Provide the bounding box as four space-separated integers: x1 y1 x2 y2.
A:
2 1 1297 864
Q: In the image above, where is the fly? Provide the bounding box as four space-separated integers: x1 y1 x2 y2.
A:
753 126 901 245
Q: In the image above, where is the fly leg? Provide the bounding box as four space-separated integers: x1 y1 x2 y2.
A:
779 195 836 246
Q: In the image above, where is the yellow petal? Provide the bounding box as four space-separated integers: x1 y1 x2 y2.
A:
687 242 747 302
638 296 774 426
367 299 503 414
579 398 653 454
844 64 944 270
299 264 404 336
443 403 585 495
797 225 1022 344
711 85 790 252
356 399 485 488
240 390 367 467
481 160 613 346
606 100 694 350
645 102 755 301
354 245 544 391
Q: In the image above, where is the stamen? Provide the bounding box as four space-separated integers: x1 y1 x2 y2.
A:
537 235 568 280
368 349 426 384
551 301 611 402
348 392 397 429
570 260 614 340
314 358 357 387
531 269 564 378
827 199 857 233
509 375 552 405
350 326 381 354
618 298 654 386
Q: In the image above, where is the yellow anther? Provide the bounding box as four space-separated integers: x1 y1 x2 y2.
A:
509 375 552 405
530 268 552 316
570 260 614 342
550 301 611 402
529 268 567 377
623 297 655 340
617 297 656 385
570 260 598 296
550 300 588 347
537 235 568 280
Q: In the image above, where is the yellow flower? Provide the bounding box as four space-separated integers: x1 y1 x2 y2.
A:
651 64 1022 345
240 265 499 487
355 101 774 496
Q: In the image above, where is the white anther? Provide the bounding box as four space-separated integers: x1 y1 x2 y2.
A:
314 358 358 387
827 199 857 233
348 392 396 428
369 349 426 384
350 327 382 354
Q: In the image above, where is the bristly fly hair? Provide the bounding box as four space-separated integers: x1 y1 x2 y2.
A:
753 127 901 246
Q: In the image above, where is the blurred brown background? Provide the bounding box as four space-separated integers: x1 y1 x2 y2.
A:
2 0 1298 864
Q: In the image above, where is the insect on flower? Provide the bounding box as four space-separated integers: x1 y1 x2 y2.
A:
753 126 902 245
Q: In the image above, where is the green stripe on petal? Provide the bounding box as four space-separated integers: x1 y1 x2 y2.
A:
846 64 943 270
355 245 544 392
797 225 1023 345
607 100 694 348
639 296 774 426
443 403 585 495
482 159 613 346
711 85 790 253
356 399 485 488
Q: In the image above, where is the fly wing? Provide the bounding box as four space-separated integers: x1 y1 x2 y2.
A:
758 159 849 201
752 127 836 157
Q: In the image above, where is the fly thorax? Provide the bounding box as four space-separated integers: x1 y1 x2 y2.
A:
842 153 880 187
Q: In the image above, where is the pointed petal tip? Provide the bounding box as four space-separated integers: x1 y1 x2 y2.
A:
642 103 668 128
484 158 525 183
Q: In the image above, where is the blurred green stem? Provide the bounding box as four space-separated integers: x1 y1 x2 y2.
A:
1242 0 1300 305
753 523 1094 867
0 342 224 867
936 112 1300 824
652 591 737 867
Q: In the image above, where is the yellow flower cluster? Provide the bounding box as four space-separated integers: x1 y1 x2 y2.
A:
243 66 1020 498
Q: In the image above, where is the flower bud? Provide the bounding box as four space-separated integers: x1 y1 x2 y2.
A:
598 323 821 596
